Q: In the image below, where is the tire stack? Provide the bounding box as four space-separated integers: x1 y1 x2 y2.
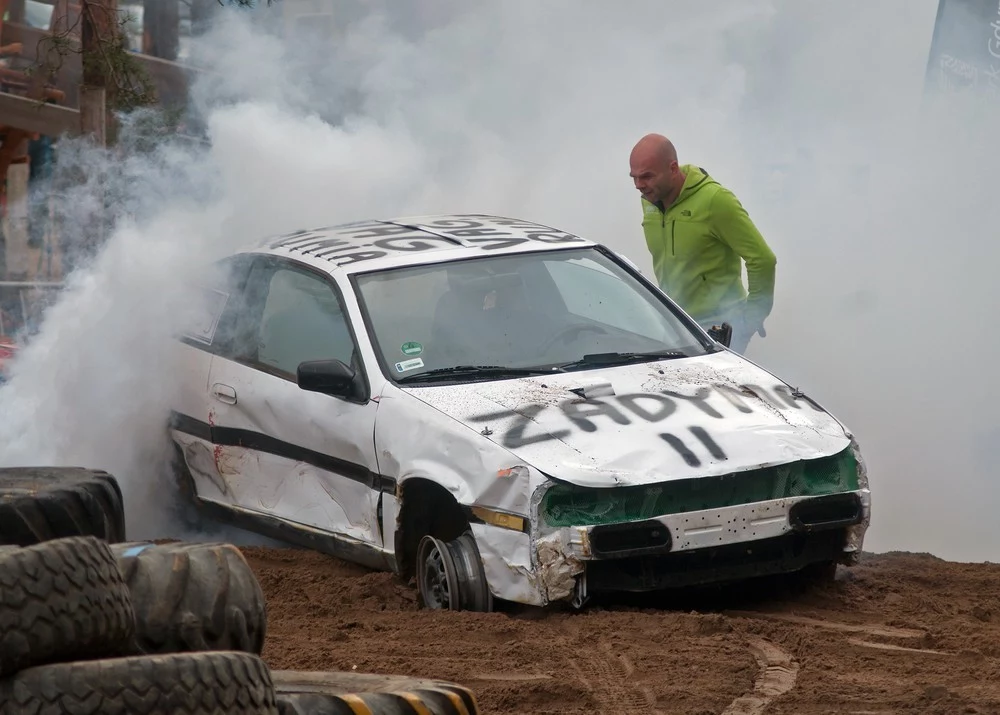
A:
0 467 481 715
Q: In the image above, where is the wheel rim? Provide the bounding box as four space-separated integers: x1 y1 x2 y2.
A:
417 535 460 610
448 532 494 612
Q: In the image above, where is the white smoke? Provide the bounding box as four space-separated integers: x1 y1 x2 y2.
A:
1 0 995 561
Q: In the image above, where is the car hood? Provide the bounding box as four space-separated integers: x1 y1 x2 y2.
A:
399 350 853 488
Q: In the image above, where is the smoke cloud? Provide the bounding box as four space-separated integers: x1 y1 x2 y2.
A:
0 0 992 561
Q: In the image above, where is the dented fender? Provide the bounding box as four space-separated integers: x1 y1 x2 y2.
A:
842 436 872 563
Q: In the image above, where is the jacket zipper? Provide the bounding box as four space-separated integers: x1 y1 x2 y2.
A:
660 211 676 256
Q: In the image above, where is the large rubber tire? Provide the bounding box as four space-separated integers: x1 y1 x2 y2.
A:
272 670 480 715
0 651 279 715
0 535 135 678
111 541 268 656
0 467 126 546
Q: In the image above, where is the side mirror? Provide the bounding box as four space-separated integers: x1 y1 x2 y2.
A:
707 322 733 348
297 359 357 398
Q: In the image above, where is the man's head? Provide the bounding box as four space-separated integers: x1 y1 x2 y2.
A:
629 133 685 206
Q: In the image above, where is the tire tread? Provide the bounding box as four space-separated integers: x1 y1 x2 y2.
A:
113 541 267 655
0 467 126 546
0 651 279 714
0 535 135 677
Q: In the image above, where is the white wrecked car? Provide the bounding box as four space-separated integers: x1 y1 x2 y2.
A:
169 214 871 611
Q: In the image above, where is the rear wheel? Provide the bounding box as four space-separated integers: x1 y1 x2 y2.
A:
416 531 493 612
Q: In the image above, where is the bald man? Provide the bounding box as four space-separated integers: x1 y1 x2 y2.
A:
629 133 776 354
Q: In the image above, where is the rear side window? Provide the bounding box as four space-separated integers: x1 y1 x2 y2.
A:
179 254 254 352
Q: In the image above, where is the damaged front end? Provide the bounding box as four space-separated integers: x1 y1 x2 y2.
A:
521 443 871 608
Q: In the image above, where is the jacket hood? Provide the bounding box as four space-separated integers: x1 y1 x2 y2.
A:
641 164 717 214
399 350 852 488
676 164 717 203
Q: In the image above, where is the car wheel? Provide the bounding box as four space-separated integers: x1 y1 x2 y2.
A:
416 530 493 612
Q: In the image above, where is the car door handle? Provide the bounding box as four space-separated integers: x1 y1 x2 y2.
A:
211 383 237 405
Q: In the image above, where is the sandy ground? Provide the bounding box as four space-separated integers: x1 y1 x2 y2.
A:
243 546 1000 715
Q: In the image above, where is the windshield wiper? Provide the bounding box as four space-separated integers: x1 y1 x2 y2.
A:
397 364 563 383
554 350 690 370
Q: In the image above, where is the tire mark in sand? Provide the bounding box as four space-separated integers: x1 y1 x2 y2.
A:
561 620 661 715
725 610 926 640
722 639 799 715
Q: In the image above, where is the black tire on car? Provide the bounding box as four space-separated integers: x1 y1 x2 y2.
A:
0 651 280 715
0 466 126 546
0 535 135 678
416 530 493 612
111 541 268 656
272 670 480 715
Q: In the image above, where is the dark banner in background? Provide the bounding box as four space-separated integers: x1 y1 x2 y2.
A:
924 0 1000 96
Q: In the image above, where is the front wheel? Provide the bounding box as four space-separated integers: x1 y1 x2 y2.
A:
416 531 493 612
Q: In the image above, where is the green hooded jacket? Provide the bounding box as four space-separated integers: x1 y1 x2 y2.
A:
641 164 777 328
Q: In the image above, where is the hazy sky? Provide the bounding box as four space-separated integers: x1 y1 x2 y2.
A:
4 1 999 562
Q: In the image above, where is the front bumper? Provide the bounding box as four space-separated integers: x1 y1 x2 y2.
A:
476 489 870 606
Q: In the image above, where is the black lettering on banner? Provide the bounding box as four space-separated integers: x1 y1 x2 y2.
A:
418 219 485 230
331 251 388 265
660 427 728 467
443 228 514 237
342 224 417 240
768 385 801 409
318 221 370 231
663 387 724 419
314 243 368 260
295 238 353 255
660 432 701 467
743 384 797 413
713 384 755 414
560 399 631 433
372 236 453 252
271 228 309 241
470 404 568 448
476 216 552 230
770 384 824 412
617 393 676 423
688 426 727 460
524 231 585 243
329 221 381 234
271 232 330 249
466 237 529 250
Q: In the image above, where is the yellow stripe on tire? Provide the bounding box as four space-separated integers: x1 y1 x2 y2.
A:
338 694 374 715
438 688 471 715
396 691 434 715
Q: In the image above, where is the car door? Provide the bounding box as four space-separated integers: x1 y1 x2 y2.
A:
204 254 385 548
170 254 256 491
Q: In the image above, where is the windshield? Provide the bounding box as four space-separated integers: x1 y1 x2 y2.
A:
353 247 712 382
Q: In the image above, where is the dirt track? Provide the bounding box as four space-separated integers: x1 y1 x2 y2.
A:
243 547 1000 714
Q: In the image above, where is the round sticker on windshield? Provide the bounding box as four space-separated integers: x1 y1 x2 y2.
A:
400 341 423 356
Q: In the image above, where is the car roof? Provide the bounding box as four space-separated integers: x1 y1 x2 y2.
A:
238 213 598 276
